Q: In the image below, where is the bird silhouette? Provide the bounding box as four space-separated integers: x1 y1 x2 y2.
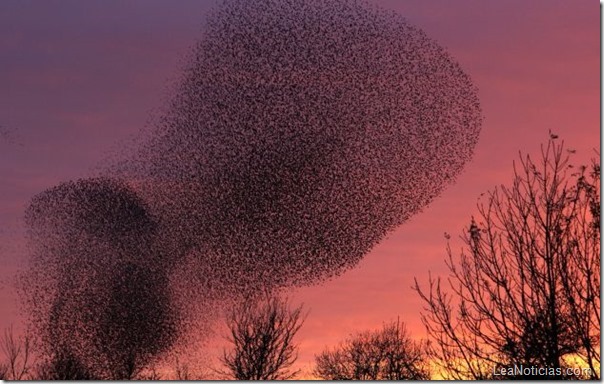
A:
549 129 559 139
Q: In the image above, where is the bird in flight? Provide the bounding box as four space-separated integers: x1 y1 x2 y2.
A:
549 129 559 140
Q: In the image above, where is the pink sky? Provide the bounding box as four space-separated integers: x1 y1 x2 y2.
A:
0 0 599 378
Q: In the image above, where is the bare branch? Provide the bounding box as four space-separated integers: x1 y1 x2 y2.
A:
415 137 600 379
314 319 430 380
220 295 306 380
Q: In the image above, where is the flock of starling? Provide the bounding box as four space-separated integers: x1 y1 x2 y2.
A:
21 0 481 377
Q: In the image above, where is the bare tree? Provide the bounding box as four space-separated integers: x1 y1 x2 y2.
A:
414 138 600 379
0 326 34 380
36 349 94 380
220 295 306 380
136 366 163 380
170 356 208 380
173 357 191 381
314 319 430 380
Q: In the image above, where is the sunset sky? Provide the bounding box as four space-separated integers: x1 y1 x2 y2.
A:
0 0 599 378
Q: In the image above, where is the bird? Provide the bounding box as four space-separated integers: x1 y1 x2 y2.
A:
549 129 559 139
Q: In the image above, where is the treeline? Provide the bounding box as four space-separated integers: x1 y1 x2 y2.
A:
2 138 599 380
216 138 601 380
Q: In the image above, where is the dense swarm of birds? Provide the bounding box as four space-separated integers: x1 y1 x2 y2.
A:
22 178 178 379
21 0 482 377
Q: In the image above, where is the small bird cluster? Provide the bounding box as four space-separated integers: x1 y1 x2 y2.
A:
22 0 482 375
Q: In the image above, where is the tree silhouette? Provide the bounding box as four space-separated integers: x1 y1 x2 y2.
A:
220 295 305 380
415 138 600 379
314 319 430 380
37 349 93 380
0 326 33 380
